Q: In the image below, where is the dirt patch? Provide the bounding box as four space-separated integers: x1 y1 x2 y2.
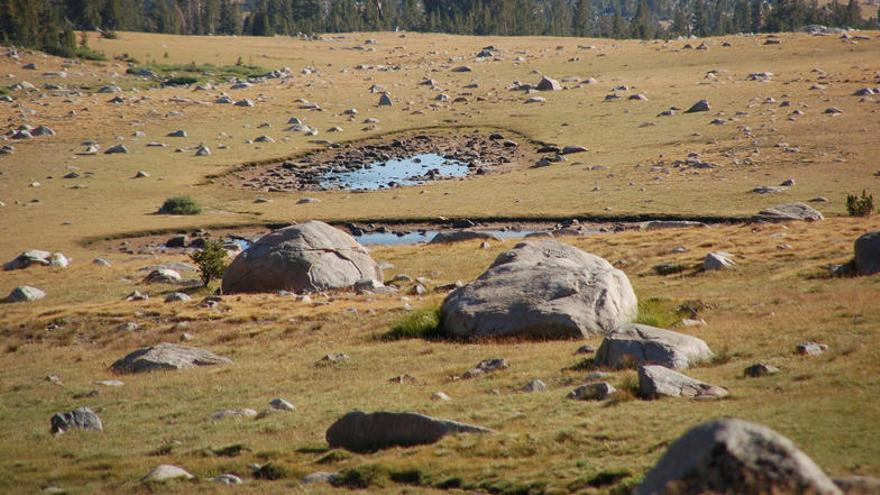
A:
224 129 540 192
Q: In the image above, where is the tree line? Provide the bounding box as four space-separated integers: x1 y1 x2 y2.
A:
1 0 877 58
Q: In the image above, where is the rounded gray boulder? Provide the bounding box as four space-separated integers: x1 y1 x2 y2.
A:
594 324 713 369
636 419 841 495
326 411 493 453
855 231 880 275
110 343 232 374
221 221 382 294
440 241 637 339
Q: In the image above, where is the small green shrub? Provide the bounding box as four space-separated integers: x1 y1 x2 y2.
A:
164 75 198 86
846 190 875 217
333 465 389 489
74 46 106 61
382 307 443 340
190 240 227 286
159 196 201 215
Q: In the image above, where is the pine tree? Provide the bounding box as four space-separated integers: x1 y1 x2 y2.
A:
572 0 592 36
631 0 654 38
672 3 690 35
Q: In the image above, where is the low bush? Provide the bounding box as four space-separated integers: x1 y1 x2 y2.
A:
846 190 875 217
158 196 201 215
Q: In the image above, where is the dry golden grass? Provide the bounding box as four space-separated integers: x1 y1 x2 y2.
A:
0 30 879 494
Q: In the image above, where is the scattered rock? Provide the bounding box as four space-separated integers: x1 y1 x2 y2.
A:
638 365 728 400
110 343 232 374
744 363 780 377
568 382 616 400
211 408 258 421
325 411 493 452
269 398 296 411
222 221 382 294
441 240 637 339
754 202 824 222
50 407 103 435
685 99 711 113
536 76 562 91
143 268 182 284
796 341 827 356
4 285 46 303
594 324 713 369
635 419 841 495
142 465 194 483
462 357 508 378
703 252 735 270
521 379 547 392
854 231 880 275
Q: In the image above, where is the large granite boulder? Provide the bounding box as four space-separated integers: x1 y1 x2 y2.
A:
222 221 382 294
635 419 841 495
326 411 492 452
638 365 728 399
594 324 713 369
110 343 232 374
754 202 824 222
854 231 880 275
440 241 637 339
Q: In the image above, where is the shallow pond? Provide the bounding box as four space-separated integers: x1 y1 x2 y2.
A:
354 229 535 246
319 153 470 191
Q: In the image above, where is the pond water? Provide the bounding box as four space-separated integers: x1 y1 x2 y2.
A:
319 153 470 191
226 229 537 249
355 229 535 246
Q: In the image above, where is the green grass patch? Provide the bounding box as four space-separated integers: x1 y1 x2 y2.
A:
634 297 681 328
158 196 201 215
126 62 269 84
382 307 444 340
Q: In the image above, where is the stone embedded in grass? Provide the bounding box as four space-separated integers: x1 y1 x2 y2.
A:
684 99 710 113
854 231 880 276
125 290 148 301
568 381 616 401
269 398 296 411
142 465 194 483
164 292 191 303
575 344 596 354
703 252 735 271
744 363 780 377
211 474 242 485
594 324 714 370
143 268 182 284
4 285 45 303
222 221 382 294
301 471 341 484
104 144 128 154
318 353 349 365
378 93 393 106
635 419 841 495
536 76 562 91
167 129 187 137
461 358 508 379
50 406 103 435
560 145 588 154
521 379 548 392
796 342 828 356
638 365 728 400
195 144 211 156
325 411 493 452
441 240 638 339
4 249 58 270
210 408 258 421
754 202 824 222
110 343 232 374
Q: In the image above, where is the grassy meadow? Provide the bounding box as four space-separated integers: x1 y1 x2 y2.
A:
0 29 879 494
